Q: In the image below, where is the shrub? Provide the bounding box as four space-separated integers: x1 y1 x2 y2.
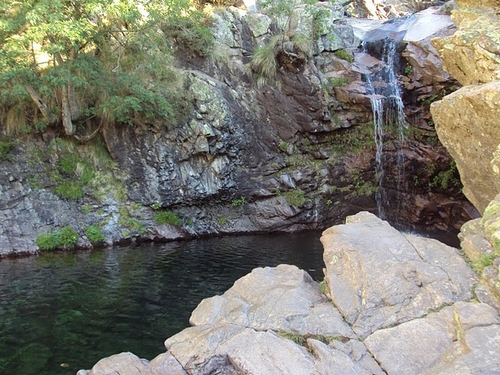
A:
252 40 279 79
84 225 105 244
0 139 14 161
36 233 60 251
58 227 78 248
58 153 78 175
36 226 78 250
154 210 182 226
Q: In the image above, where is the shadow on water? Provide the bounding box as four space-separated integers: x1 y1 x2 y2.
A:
0 231 325 375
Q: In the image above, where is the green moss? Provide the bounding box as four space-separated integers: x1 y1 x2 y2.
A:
328 77 351 87
318 280 328 295
334 49 354 63
471 253 497 274
154 210 182 226
80 167 96 185
329 122 375 156
284 189 305 207
483 203 500 222
117 206 146 233
53 181 84 200
28 176 44 190
278 141 292 153
355 182 377 196
492 231 500 253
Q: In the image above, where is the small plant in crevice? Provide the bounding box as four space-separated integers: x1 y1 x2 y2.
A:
231 196 246 207
420 93 439 107
251 35 281 84
429 162 461 191
154 210 183 226
333 49 354 63
278 331 307 346
218 216 228 226
277 330 349 348
151 201 162 210
470 253 497 275
318 280 328 295
404 64 413 75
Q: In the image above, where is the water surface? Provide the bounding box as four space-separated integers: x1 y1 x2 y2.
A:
0 231 325 375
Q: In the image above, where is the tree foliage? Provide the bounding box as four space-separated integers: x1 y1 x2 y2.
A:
0 0 210 139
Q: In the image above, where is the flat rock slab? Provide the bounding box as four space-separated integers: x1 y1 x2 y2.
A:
321 212 477 338
76 352 154 375
365 301 500 375
190 264 355 339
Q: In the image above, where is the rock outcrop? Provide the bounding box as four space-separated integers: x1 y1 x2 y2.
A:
431 2 500 213
0 2 477 257
79 212 500 375
459 194 500 311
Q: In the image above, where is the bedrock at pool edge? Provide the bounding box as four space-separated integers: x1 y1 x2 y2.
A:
77 210 500 375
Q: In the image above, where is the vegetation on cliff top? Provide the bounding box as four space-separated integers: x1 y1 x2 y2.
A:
0 0 212 140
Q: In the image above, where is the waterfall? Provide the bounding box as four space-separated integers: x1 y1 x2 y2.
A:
363 38 407 219
372 96 385 218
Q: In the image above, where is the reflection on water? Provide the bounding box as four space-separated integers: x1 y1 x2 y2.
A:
0 232 325 375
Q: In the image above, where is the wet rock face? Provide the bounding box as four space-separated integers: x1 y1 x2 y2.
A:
0 4 478 256
103 73 242 207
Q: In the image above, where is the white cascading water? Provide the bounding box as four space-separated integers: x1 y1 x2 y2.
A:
363 38 407 219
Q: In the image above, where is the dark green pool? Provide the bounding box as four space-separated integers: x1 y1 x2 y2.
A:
0 231 325 375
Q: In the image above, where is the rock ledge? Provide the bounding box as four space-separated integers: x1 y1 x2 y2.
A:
79 212 500 375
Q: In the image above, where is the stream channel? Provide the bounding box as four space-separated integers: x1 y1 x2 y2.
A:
0 231 325 375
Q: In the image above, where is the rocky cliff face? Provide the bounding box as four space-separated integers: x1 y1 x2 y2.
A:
431 2 500 213
0 2 477 256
